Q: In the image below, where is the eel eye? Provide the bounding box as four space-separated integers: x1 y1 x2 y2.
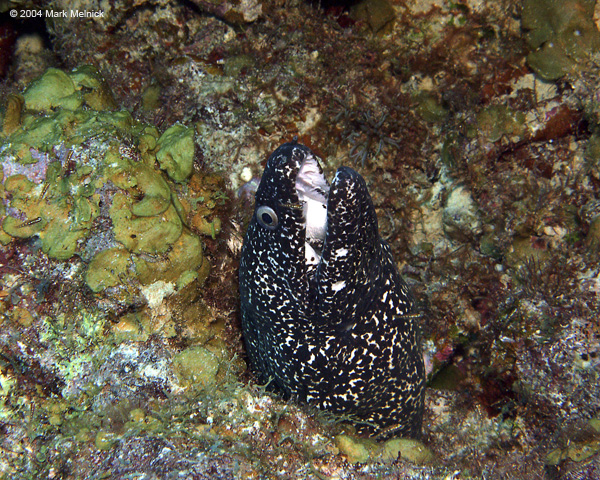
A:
257 205 278 230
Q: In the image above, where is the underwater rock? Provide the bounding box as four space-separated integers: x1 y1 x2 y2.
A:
505 235 550 268
442 185 482 241
188 0 263 24
349 0 396 34
585 133 600 182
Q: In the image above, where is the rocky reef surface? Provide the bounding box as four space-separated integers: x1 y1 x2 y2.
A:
0 0 599 478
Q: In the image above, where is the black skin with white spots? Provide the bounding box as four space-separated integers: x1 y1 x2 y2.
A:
239 142 425 438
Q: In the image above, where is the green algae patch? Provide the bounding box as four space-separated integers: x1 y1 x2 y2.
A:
2 176 45 236
335 434 433 465
415 92 448 123
2 215 45 239
130 165 172 217
85 248 132 293
7 113 65 163
176 269 199 290
193 215 222 239
335 434 373 463
472 105 525 142
123 407 162 433
4 169 96 258
547 439 600 465
522 0 600 81
37 192 97 260
138 126 160 161
2 94 24 135
156 124 195 182
112 311 151 342
180 301 223 345
134 229 205 285
23 68 81 112
36 309 107 389
381 438 434 465
64 110 135 146
4 173 35 194
110 193 183 254
11 306 34 327
69 65 117 111
22 66 116 114
95 431 119 451
173 346 220 388
1 170 96 260
40 211 87 260
109 162 172 217
142 83 162 111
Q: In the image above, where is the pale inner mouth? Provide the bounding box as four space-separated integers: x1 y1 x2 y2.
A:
295 153 329 271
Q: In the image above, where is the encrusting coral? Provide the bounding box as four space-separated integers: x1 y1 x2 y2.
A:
0 66 210 297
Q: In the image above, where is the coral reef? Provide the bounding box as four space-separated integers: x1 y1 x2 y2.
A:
0 66 211 305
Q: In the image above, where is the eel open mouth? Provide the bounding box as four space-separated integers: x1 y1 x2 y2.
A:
295 152 329 270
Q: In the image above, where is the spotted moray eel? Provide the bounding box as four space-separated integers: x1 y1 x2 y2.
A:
239 141 425 438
